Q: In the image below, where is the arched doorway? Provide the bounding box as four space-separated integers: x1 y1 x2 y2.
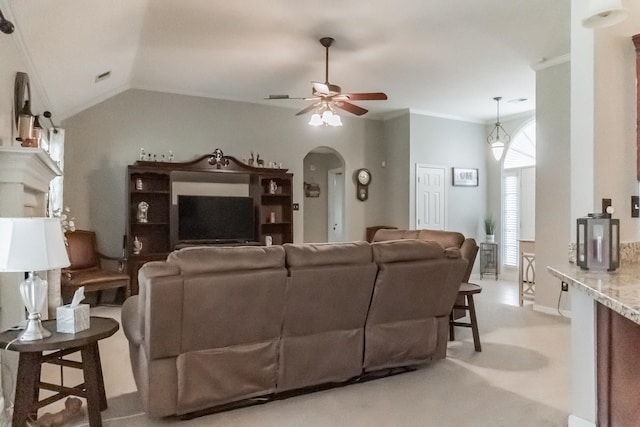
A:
303 147 345 243
502 120 536 269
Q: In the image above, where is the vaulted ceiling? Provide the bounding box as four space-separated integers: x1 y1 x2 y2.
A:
4 0 570 123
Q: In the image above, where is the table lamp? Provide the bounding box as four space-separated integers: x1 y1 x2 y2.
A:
0 217 70 341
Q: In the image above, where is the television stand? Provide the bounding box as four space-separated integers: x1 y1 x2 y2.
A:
126 150 293 295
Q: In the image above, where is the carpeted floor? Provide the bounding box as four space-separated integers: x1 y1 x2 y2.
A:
51 275 569 427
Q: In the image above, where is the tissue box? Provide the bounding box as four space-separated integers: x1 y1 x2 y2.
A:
56 304 90 333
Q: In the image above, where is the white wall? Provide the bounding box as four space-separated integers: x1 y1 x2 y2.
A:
61 89 388 253
535 59 571 313
592 7 640 242
382 112 411 228
409 113 487 241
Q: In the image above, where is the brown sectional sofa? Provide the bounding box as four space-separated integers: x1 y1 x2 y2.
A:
122 239 468 418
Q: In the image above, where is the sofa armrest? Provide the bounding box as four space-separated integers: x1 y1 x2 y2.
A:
137 261 184 359
122 295 142 345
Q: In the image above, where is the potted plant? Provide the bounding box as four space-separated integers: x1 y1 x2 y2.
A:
484 216 496 243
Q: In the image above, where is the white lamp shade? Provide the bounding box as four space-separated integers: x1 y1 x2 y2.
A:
0 217 70 272
491 141 505 161
583 0 628 28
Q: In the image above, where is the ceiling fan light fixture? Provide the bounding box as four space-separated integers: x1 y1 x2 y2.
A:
322 110 333 122
328 113 342 127
487 96 511 161
309 113 323 126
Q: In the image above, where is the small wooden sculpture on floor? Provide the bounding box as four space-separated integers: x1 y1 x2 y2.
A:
34 397 83 427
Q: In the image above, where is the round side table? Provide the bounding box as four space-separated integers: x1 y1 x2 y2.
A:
0 316 119 427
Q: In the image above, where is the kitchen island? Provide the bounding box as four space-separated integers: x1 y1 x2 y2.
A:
548 263 640 427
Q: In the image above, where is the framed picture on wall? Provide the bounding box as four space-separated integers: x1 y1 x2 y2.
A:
452 168 478 187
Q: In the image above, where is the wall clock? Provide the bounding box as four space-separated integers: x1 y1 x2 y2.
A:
356 168 371 201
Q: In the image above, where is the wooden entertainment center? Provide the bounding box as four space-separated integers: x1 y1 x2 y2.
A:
126 150 293 294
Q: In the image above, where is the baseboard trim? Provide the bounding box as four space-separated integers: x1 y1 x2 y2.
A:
568 414 596 427
533 304 571 318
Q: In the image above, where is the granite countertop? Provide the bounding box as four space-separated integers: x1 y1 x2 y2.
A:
548 263 640 325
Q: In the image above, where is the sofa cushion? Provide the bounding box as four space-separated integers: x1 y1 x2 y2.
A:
365 239 468 370
371 239 455 264
284 241 372 267
371 229 419 242
417 229 465 249
176 340 279 415
168 245 285 275
278 242 377 392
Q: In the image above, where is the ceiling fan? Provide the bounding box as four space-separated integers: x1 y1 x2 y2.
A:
267 37 387 123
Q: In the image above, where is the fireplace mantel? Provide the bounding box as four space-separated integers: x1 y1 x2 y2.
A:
0 147 62 329
0 147 62 197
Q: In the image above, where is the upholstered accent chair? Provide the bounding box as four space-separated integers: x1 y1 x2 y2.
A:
61 230 130 305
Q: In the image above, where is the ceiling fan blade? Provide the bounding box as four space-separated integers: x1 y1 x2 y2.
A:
335 101 368 116
266 94 308 100
295 102 321 116
343 92 388 101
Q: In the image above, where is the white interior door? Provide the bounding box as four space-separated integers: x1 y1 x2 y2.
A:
327 168 345 242
416 165 446 230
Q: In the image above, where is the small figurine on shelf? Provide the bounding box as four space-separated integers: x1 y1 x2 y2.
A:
137 201 149 223
268 180 278 194
168 150 174 162
248 152 255 166
133 236 143 255
256 153 264 167
135 178 143 191
139 148 145 160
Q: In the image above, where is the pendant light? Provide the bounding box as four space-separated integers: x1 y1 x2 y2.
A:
487 97 511 161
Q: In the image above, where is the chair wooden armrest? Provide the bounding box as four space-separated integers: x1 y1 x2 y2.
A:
97 252 127 272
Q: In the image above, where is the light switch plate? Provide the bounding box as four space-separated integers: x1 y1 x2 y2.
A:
632 196 639 218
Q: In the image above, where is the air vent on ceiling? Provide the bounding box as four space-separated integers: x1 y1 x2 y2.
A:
95 70 111 83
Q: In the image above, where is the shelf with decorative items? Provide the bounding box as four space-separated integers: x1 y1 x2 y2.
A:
125 149 294 291
126 167 171 294
252 173 293 246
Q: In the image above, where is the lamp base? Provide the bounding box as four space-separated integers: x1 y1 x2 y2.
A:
18 272 51 341
19 313 51 341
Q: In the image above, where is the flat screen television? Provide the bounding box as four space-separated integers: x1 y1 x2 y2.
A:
177 195 255 243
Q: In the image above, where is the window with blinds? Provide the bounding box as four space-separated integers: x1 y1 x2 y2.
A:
502 120 536 268
503 172 519 266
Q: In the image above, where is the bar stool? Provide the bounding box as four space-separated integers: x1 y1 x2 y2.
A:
519 252 536 306
449 282 482 352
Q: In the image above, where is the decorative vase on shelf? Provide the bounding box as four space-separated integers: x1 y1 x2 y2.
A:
133 236 143 255
486 235 495 243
